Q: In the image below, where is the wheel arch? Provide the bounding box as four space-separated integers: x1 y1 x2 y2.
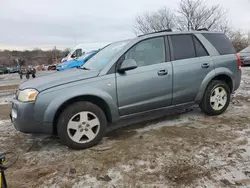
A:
195 69 234 102
52 95 113 134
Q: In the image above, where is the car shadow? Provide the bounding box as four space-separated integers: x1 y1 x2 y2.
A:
106 105 197 140
25 105 197 151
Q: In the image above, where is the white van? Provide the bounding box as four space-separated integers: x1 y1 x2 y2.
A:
61 44 86 62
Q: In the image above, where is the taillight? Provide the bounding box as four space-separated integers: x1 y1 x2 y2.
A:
235 54 241 70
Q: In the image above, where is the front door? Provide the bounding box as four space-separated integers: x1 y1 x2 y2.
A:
116 37 173 116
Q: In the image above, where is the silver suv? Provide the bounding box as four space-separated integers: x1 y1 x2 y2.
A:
11 30 242 149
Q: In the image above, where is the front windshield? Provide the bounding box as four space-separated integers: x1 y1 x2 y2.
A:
78 51 95 60
240 46 250 53
83 40 130 71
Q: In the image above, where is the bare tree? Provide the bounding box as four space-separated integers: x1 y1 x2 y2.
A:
227 30 249 52
133 0 230 35
176 0 228 31
133 8 176 35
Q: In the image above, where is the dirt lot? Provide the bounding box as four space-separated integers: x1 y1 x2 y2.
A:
0 68 250 188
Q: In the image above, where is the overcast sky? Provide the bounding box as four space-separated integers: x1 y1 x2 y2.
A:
0 0 249 51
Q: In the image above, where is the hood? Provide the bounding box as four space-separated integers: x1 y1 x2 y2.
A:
19 68 99 91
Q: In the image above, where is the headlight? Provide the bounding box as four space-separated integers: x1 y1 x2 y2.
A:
18 89 39 102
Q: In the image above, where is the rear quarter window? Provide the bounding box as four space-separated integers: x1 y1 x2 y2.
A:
202 33 235 55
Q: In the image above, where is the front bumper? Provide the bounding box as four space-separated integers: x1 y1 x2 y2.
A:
10 99 53 134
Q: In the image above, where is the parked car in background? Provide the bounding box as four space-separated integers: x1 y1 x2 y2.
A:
48 64 57 70
56 50 99 71
9 66 20 73
238 46 250 66
61 44 86 63
11 30 241 150
0 66 8 74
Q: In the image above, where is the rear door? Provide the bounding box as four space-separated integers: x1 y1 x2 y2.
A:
116 37 173 116
169 34 214 105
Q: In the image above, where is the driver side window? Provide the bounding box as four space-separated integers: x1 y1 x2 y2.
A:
71 49 83 58
125 37 165 67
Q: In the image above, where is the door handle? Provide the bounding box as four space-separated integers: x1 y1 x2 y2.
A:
157 69 168 76
201 63 210 68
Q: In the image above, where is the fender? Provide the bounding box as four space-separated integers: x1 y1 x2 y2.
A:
37 86 120 123
195 67 234 102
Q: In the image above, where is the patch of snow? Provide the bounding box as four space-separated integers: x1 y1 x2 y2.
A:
0 119 11 126
0 96 12 104
119 164 133 172
136 118 189 133
73 175 101 188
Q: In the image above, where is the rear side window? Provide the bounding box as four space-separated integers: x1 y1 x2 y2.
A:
170 35 196 61
202 33 235 55
193 36 209 57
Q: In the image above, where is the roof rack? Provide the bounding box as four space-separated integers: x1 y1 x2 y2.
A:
196 28 208 31
138 29 172 37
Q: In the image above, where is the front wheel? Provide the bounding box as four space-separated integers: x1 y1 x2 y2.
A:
199 80 230 116
57 101 107 150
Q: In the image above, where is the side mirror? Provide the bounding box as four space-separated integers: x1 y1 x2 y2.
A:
118 59 137 72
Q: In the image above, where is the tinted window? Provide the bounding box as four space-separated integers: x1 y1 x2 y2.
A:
125 37 165 67
202 33 235 55
170 35 196 60
193 36 209 57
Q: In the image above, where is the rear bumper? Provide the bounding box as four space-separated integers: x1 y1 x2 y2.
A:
234 69 242 91
10 99 53 134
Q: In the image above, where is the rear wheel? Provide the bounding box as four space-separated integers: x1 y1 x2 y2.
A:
199 80 230 116
57 101 107 150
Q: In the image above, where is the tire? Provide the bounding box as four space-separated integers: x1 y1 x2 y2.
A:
26 74 30 79
57 101 107 150
199 80 230 116
20 74 22 79
32 74 36 78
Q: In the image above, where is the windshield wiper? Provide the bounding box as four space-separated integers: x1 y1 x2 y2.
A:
80 66 91 70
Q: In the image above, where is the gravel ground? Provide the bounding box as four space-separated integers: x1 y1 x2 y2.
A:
0 68 250 188
0 71 56 87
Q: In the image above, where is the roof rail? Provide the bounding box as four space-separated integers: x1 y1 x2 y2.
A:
196 28 208 31
138 29 172 37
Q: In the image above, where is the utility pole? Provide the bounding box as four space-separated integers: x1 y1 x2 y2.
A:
54 46 57 64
